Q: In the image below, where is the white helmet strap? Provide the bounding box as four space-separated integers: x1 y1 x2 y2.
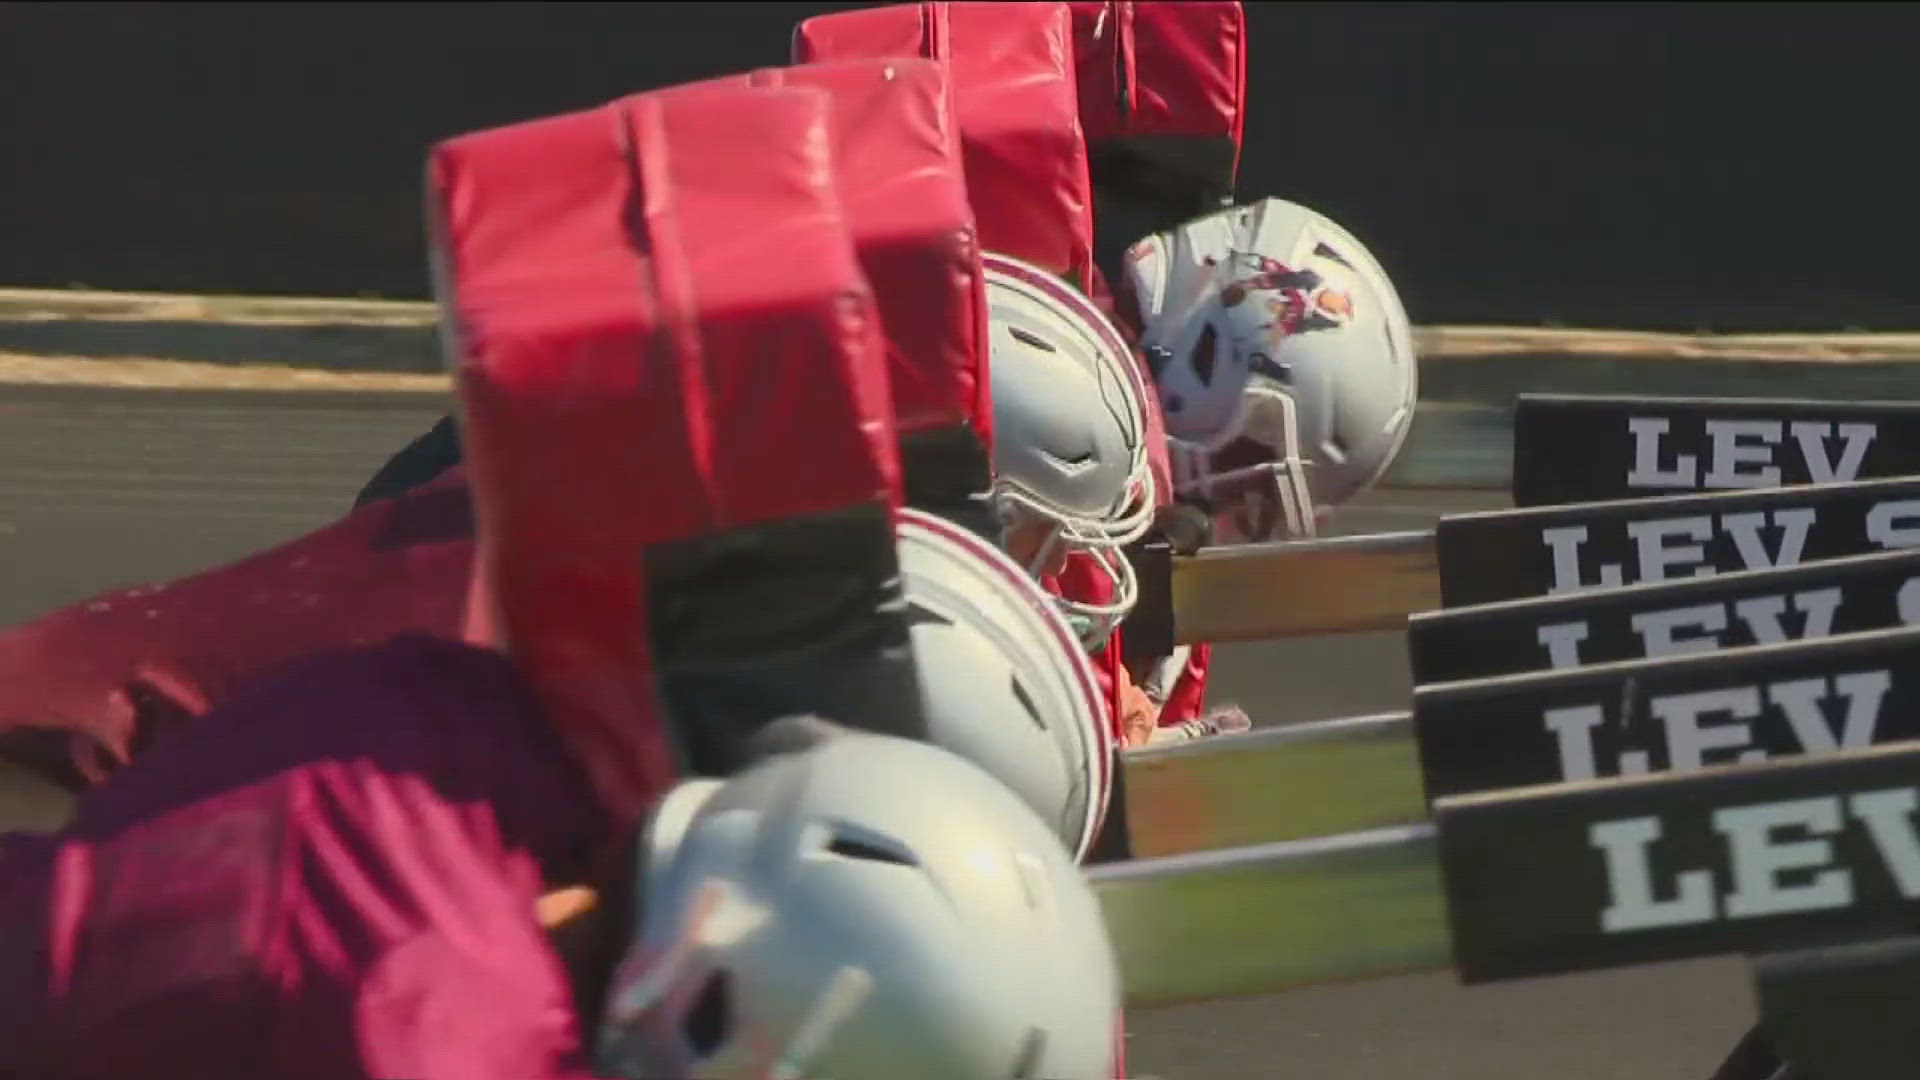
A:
996 496 1142 651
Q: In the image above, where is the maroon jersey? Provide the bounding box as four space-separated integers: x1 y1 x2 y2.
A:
0 635 612 1080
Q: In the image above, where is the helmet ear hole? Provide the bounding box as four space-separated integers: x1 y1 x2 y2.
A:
1191 323 1218 387
825 825 921 868
683 969 733 1059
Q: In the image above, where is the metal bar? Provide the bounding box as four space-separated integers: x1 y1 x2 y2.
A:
1122 712 1425 857
1092 824 1450 1006
1171 529 1440 643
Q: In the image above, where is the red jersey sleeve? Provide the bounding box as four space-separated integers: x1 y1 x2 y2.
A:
1156 640 1214 726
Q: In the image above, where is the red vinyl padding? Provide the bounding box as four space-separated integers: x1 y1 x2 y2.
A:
1068 1 1247 177
668 58 989 451
795 2 1096 291
431 85 898 821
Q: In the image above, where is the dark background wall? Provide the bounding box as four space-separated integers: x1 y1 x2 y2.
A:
3 2 1915 330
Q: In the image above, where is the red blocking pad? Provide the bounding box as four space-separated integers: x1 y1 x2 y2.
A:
669 58 990 452
795 2 1096 291
1068 1 1247 173
428 85 898 821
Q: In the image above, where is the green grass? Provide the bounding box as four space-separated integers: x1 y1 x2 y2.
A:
1126 727 1427 857
1099 833 1451 1005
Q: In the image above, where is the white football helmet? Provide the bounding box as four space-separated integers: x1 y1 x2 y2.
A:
595 728 1122 1080
895 506 1114 862
1123 197 1417 543
984 252 1157 646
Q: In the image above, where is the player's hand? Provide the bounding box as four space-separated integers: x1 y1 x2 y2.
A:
1143 703 1253 747
1116 669 1161 748
1202 703 1253 736
1153 500 1213 555
538 885 600 931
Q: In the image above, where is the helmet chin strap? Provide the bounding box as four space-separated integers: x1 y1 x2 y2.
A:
1036 527 1131 651
1028 525 1066 579
996 502 1139 651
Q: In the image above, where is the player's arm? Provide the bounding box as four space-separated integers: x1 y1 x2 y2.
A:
1111 653 1162 747
0 638 610 1080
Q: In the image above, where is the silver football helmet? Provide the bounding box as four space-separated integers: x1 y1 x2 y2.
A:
595 729 1122 1080
1123 197 1417 543
896 506 1114 861
984 252 1157 646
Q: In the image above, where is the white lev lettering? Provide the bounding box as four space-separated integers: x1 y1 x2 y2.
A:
1545 508 1826 597
1628 417 1881 488
1789 421 1876 484
1720 508 1815 571
1625 416 1877 489
1899 577 1920 627
1701 420 1785 489
1542 525 1626 595
1543 670 1889 783
1536 621 1590 669
1714 797 1852 918
1627 418 1698 488
1609 587 1844 662
1595 785 1920 934
1543 704 1606 781
1849 788 1920 898
1732 588 1841 645
1765 671 1890 754
1592 817 1718 932
1793 588 1844 640
1631 603 1728 658
1867 499 1920 550
1652 687 1765 770
1626 515 1716 584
